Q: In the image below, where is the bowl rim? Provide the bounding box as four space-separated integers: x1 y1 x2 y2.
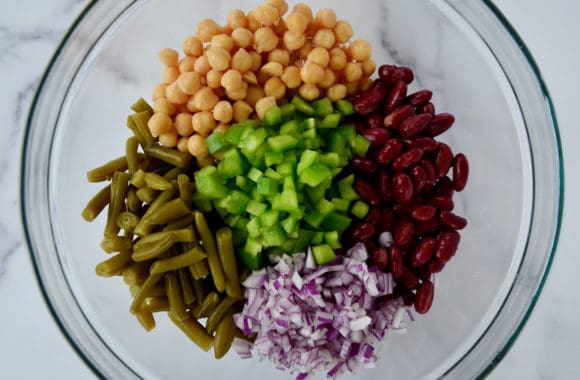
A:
20 0 564 379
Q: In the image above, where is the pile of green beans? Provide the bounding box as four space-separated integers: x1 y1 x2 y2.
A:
82 99 243 359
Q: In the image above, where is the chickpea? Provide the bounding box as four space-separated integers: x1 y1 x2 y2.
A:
163 66 180 84
227 9 247 29
349 39 372 61
232 100 253 122
231 27 253 48
206 47 231 71
221 69 244 90
158 48 179 67
225 81 248 101
362 59 376 77
153 98 176 115
273 17 288 36
314 28 335 49
300 62 324 84
177 71 201 95
147 112 173 137
175 104 190 114
254 27 279 53
327 83 347 101
298 39 313 58
283 30 306 50
345 80 358 95
186 96 200 113
159 131 178 148
359 77 373 92
333 20 353 44
197 155 215 167
319 67 336 88
152 83 167 101
192 111 216 136
196 19 222 42
213 86 226 99
182 36 203 57
245 84 266 107
253 4 279 26
298 83 320 101
242 71 258 85
280 66 302 88
293 3 313 22
193 55 211 75
166 82 189 104
286 11 308 34
261 61 284 77
193 87 219 111
174 113 194 136
211 34 234 52
266 0 288 16
255 96 277 120
256 70 271 85
178 56 196 73
177 136 189 153
213 100 233 123
307 47 329 67
187 134 209 158
246 11 261 32
304 20 321 38
315 9 337 28
264 77 286 100
344 62 363 82
249 51 262 72
231 48 252 73
206 70 223 89
329 47 347 71
214 122 230 135
268 49 291 66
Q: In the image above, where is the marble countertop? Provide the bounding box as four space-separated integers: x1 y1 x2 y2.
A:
2 0 579 378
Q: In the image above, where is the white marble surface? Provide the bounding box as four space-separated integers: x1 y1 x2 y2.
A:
1 0 579 379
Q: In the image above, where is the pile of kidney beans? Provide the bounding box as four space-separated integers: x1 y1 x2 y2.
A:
343 64 469 315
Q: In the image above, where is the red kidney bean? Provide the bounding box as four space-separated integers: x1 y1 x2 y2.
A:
411 236 436 267
406 90 433 107
378 170 393 202
389 246 404 279
410 205 436 222
378 65 414 84
353 120 367 135
367 113 384 130
452 153 469 191
405 136 438 153
349 222 376 242
362 127 390 147
394 202 411 216
353 79 388 115
440 211 468 230
392 173 414 204
420 102 435 115
435 143 453 179
424 113 455 137
365 208 381 226
384 81 407 114
365 240 379 253
353 177 380 206
427 258 445 274
392 147 424 171
399 268 419 290
370 247 389 271
381 208 395 231
394 218 414 246
383 105 415 129
414 280 434 314
399 113 432 138
410 165 427 194
422 160 436 186
429 196 454 210
350 156 378 173
435 230 460 263
435 176 454 197
414 218 440 235
377 138 404 163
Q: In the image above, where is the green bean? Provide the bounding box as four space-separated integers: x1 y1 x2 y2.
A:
87 156 128 182
144 172 173 191
131 97 153 114
163 167 186 181
193 292 220 319
144 145 192 169
104 171 130 237
189 260 210 280
122 261 151 286
146 282 168 297
214 311 235 359
205 296 239 334
164 213 195 232
166 271 189 322
192 279 205 304
95 250 132 277
179 267 197 306
194 212 226 293
116 211 139 232
132 232 176 261
170 227 196 243
133 186 177 236
81 184 111 222
147 296 169 313
144 198 191 225
168 312 214 352
130 169 147 188
100 235 132 253
216 228 242 299
127 187 141 213
136 303 156 331
126 137 140 174
129 283 141 297
127 115 147 146
136 187 158 203
177 174 193 210
150 247 207 274
130 272 163 314
130 111 155 147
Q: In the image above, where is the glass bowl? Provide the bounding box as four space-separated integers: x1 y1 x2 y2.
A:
21 0 562 379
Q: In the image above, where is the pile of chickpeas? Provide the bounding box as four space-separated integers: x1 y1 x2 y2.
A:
147 0 375 162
